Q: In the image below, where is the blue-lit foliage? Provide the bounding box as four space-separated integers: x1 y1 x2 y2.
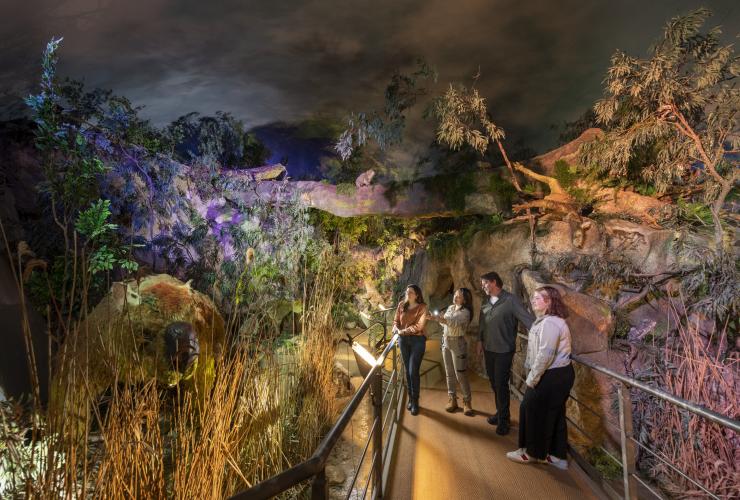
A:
26 38 318 322
25 38 138 310
168 111 270 169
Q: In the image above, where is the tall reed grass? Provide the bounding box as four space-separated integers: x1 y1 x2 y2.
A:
634 300 739 499
0 215 342 499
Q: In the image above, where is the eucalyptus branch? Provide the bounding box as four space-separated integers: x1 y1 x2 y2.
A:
495 139 522 192
669 105 720 180
512 162 569 198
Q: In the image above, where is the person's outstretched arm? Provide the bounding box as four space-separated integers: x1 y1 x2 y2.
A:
512 295 535 330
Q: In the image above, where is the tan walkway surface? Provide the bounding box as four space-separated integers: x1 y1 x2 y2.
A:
386 340 599 500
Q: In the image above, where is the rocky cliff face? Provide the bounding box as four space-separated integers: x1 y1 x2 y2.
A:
398 216 697 453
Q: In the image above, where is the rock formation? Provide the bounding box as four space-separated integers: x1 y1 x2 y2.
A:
354 169 375 188
399 213 699 455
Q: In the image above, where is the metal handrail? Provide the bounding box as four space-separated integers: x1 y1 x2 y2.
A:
514 332 739 500
344 416 378 496
570 354 740 432
229 307 400 500
236 306 740 499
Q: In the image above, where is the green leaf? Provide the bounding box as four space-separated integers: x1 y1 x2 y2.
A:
75 199 117 240
118 258 139 273
89 245 115 274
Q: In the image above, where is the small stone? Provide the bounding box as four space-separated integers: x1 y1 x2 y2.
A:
325 465 346 486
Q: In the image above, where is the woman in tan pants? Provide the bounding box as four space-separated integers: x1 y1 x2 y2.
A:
428 287 474 416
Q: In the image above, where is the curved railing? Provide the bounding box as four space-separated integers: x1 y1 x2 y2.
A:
229 307 402 500
512 332 740 500
233 314 739 500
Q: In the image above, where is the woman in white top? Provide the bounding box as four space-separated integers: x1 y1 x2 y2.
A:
506 286 575 470
428 288 474 416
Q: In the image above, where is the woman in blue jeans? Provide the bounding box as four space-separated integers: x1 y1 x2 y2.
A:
393 284 428 416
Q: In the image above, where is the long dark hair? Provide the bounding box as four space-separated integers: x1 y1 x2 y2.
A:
456 287 474 323
402 284 425 311
535 286 569 318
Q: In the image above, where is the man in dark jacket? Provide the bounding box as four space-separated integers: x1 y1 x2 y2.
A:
477 271 534 435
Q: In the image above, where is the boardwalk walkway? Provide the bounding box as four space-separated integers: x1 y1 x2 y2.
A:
385 340 599 500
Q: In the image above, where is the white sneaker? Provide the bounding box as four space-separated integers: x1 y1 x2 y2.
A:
545 454 569 470
506 448 536 464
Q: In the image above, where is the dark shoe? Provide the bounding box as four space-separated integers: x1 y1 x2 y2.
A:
487 414 499 425
410 401 419 416
496 422 510 435
407 400 413 411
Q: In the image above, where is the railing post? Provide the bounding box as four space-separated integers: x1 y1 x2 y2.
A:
311 467 327 499
372 366 384 498
617 382 638 500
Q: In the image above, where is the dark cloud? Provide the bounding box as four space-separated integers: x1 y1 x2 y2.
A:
1 0 738 154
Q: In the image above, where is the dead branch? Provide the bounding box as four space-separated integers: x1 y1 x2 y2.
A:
512 162 572 202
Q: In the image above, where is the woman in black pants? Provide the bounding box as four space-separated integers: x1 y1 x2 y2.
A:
507 286 574 470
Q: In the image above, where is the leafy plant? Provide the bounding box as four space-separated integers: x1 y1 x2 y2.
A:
420 171 477 212
553 159 579 188
335 182 357 197
75 199 118 240
677 243 738 320
24 38 143 315
336 59 437 161
676 199 714 226
586 447 623 481
426 214 505 260
581 8 738 248
426 231 460 260
167 111 270 168
487 174 517 210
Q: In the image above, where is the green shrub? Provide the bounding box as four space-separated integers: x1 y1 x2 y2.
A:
676 199 713 226
426 231 459 260
420 171 477 212
568 186 597 206
335 182 357 197
554 159 578 188
586 447 623 480
612 309 631 340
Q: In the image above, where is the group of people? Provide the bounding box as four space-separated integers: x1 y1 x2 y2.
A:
391 271 575 470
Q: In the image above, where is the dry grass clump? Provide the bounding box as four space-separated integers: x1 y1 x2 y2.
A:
634 305 739 499
93 381 166 499
1 249 342 499
285 262 338 461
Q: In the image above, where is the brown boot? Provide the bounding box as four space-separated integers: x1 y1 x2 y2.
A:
463 398 474 416
445 395 458 413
